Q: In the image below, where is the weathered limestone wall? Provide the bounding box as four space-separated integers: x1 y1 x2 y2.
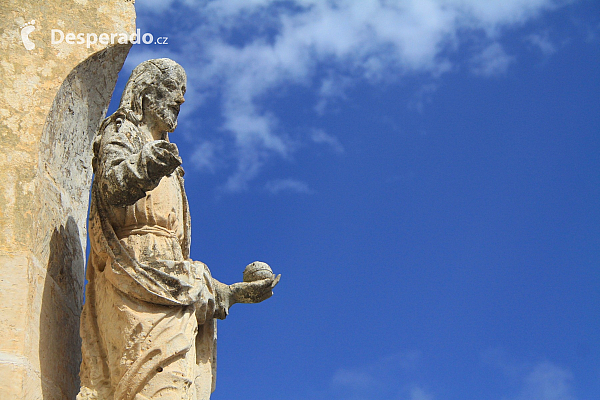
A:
0 1 135 398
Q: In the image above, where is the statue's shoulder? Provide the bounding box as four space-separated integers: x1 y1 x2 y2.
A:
92 110 145 172
101 110 138 134
98 110 145 149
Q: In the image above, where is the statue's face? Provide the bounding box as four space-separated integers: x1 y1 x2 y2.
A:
143 67 186 132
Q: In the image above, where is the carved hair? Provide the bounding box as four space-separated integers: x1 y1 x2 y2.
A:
92 58 185 173
119 58 185 123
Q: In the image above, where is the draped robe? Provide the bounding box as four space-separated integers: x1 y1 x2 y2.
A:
78 111 218 400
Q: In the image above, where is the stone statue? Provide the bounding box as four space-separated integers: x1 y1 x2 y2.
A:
77 58 280 400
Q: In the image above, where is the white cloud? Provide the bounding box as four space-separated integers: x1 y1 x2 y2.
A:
315 74 353 115
331 369 378 390
265 178 313 194
527 32 557 55
408 386 434 400
409 83 439 113
132 0 571 191
311 129 344 154
447 0 564 34
512 362 576 400
190 141 219 173
326 351 424 398
483 351 578 400
299 349 582 400
470 42 515 76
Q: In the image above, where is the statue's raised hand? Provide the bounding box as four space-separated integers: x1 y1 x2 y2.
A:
143 140 182 180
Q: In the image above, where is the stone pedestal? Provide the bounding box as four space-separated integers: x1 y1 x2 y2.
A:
0 1 135 398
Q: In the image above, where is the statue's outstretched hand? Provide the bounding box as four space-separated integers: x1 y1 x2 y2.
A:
143 140 182 180
231 274 281 304
211 269 280 319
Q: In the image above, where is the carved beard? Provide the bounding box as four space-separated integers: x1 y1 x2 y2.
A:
156 104 179 132
146 100 179 132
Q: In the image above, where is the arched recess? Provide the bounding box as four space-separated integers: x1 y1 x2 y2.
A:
31 43 131 400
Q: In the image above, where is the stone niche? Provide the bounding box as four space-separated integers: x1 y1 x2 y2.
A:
0 1 135 398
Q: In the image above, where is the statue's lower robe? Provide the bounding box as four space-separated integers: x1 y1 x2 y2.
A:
80 260 216 400
78 146 217 400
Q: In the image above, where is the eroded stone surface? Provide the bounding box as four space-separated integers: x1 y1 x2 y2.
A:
0 1 135 398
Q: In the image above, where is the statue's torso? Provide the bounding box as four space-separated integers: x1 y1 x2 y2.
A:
112 172 186 263
100 117 187 263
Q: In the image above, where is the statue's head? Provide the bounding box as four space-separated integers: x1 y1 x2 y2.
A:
119 58 186 132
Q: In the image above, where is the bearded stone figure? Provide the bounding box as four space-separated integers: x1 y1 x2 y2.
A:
77 58 280 400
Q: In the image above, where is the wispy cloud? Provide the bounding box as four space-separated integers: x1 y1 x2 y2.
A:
331 369 379 391
408 83 439 113
470 42 515 76
527 31 557 55
483 349 579 400
311 129 344 154
324 351 426 399
265 178 313 195
511 362 576 400
132 0 571 191
190 141 219 173
296 349 582 400
408 386 434 400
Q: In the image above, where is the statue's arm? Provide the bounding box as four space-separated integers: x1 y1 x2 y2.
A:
96 128 181 207
212 279 233 320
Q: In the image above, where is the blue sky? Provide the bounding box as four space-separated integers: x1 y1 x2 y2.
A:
106 1 600 399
